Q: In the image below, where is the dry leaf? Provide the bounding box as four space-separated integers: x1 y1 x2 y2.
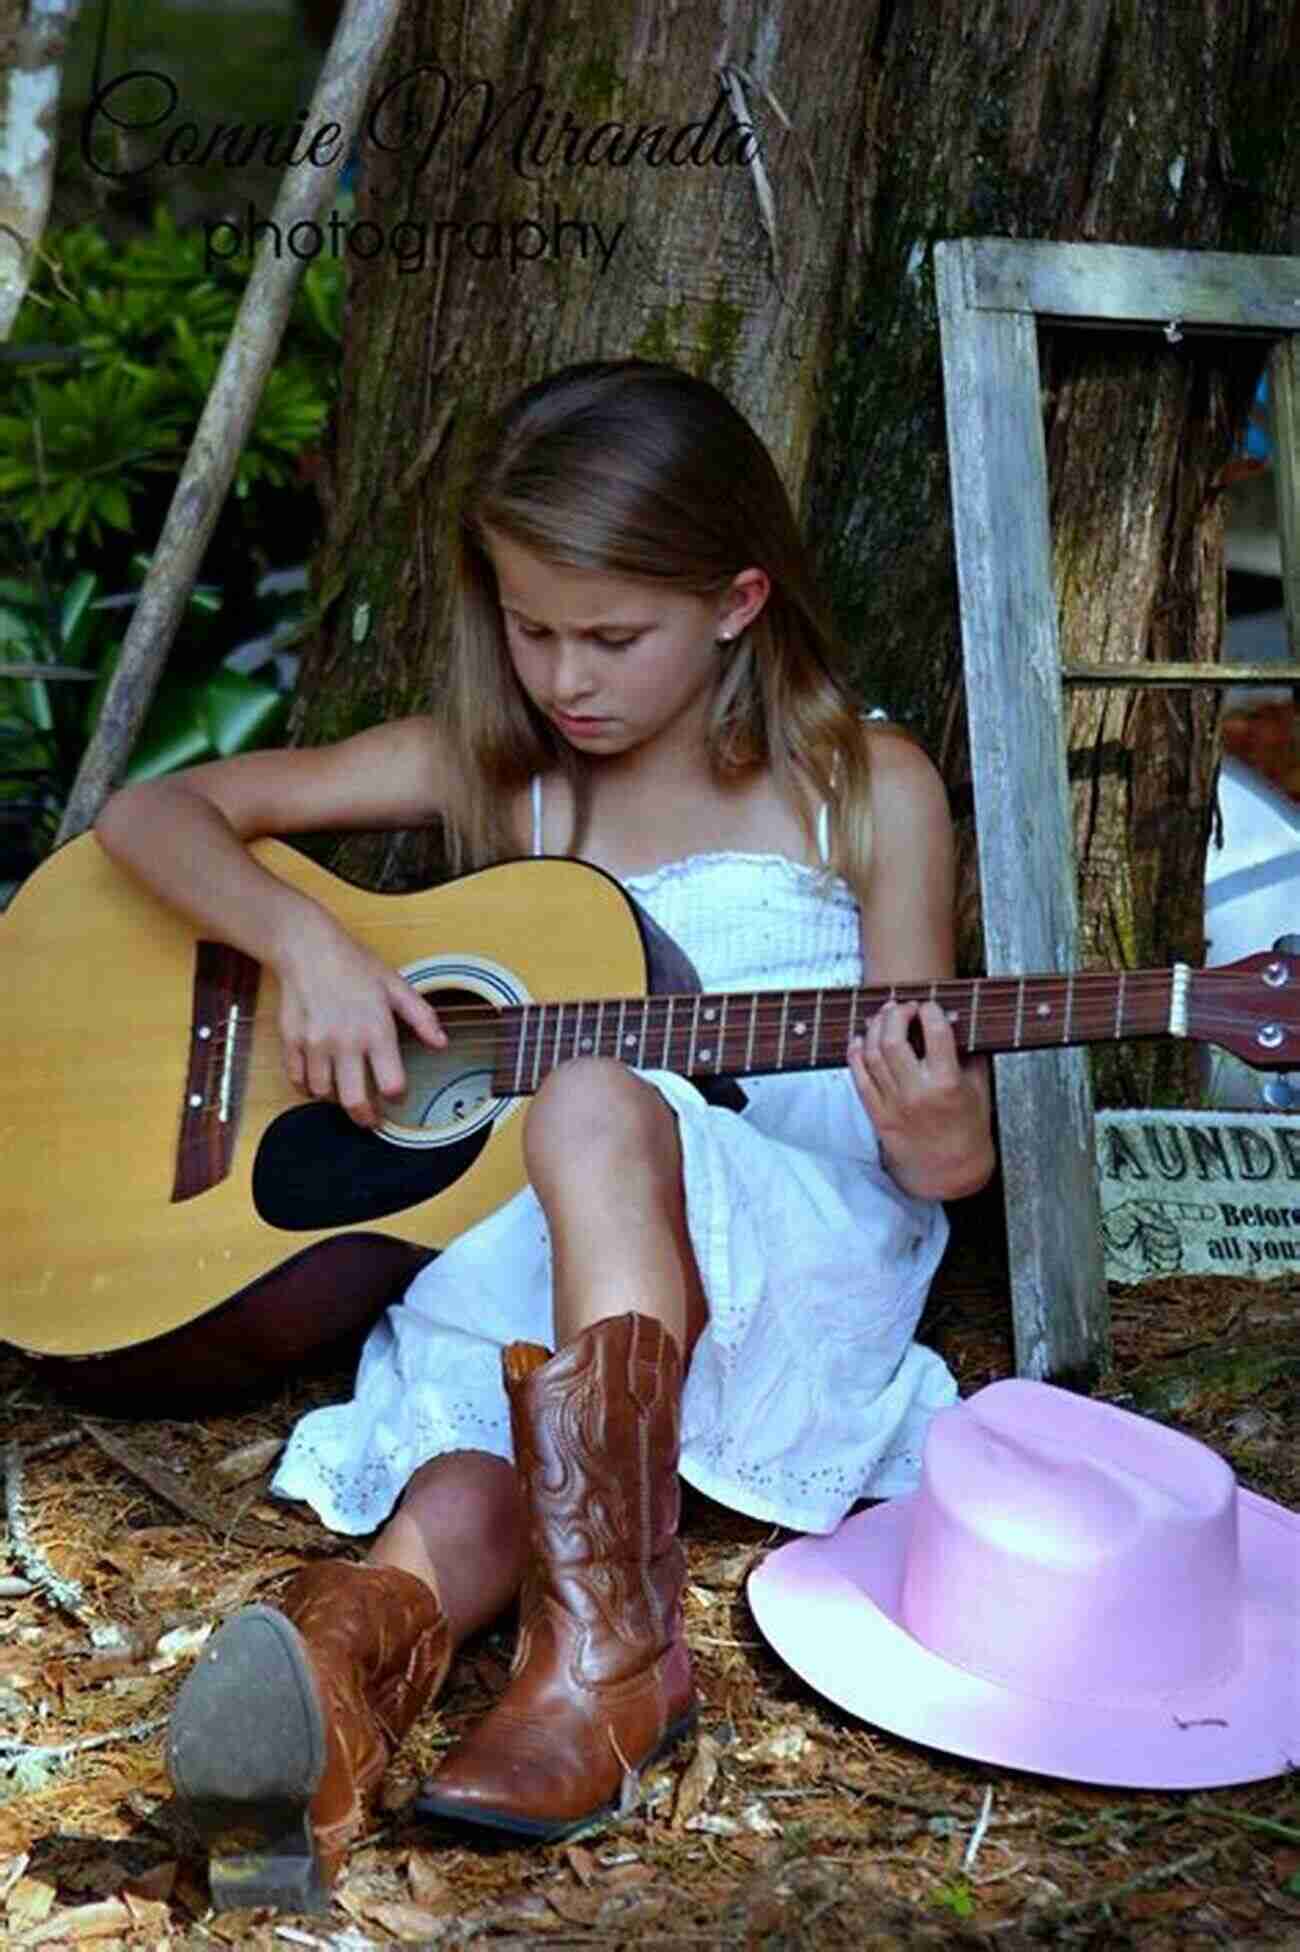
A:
358 1898 456 1940
563 1843 598 1886
738 1724 808 1764
5 1874 56 1929
120 1891 171 1934
545 1884 606 1926
0 1854 31 1904
405 1850 452 1910
601 1861 656 1888
212 1437 285 1484
14 1895 132 1943
671 1732 720 1828
695 1549 760 1589
683 1812 740 1835
149 1622 213 1672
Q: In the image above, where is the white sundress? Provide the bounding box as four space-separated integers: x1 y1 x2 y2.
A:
271 778 958 1538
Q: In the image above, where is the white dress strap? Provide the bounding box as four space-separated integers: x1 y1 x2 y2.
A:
531 773 543 857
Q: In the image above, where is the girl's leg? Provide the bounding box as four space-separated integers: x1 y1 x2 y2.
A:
522 1056 709 1355
366 1448 526 1644
418 1059 701 1839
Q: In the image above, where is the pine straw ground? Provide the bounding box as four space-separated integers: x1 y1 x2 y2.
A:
2 1212 1298 1952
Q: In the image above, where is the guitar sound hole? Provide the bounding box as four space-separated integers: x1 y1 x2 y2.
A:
387 986 498 1136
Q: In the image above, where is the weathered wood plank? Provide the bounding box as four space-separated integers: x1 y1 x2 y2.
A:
1270 336 1300 666
960 238 1300 330
934 241 1110 1387
1062 661 1300 685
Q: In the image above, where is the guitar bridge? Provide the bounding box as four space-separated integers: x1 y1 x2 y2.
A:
172 943 260 1202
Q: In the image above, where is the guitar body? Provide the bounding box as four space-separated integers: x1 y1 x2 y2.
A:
1 834 654 1404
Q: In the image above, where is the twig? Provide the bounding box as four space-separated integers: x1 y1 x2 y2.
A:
1195 1806 1300 1845
79 1421 280 1550
1020 1837 1235 1927
962 1784 994 1872
3 1440 91 1624
0 1713 164 1766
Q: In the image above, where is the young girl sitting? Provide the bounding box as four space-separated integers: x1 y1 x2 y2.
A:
95 358 994 1907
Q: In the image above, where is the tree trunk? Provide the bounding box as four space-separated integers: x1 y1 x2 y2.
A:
290 0 873 890
0 0 83 338
805 0 1300 1107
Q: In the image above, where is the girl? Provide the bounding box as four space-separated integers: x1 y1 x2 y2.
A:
95 359 994 1907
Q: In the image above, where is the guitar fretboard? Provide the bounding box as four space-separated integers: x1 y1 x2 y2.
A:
493 971 1182 1094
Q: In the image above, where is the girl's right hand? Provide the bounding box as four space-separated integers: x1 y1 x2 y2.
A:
273 913 448 1128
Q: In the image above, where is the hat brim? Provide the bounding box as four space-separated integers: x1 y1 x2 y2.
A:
747 1487 1300 1789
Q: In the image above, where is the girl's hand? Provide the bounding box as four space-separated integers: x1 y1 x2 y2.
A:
848 999 993 1200
273 914 448 1129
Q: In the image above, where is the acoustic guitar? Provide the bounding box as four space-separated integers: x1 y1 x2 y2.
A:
3 832 1297 1408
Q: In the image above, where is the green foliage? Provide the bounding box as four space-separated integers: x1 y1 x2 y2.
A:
930 1879 975 1918
2 204 342 567
0 561 291 876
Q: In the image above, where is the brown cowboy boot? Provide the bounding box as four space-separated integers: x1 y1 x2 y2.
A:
168 1561 451 1912
416 1312 696 1839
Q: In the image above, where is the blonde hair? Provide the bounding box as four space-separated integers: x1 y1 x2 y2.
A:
441 359 874 910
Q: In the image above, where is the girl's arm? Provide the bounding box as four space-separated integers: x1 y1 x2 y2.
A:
847 726 995 1201
94 717 455 1128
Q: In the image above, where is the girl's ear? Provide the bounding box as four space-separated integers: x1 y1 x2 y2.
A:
718 565 770 639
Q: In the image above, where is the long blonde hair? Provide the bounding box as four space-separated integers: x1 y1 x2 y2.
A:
441 359 874 909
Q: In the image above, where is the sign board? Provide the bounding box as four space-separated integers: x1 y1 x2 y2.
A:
1096 1109 1300 1283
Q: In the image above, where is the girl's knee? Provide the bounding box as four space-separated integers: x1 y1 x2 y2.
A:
523 1057 674 1184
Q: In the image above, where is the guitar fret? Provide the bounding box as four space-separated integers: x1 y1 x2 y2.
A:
572 1000 583 1058
967 979 980 1053
745 992 758 1071
1114 971 1126 1040
778 992 790 1068
662 995 674 1068
811 988 824 1066
1012 980 1025 1050
717 994 728 1073
686 998 702 1074
594 998 605 1058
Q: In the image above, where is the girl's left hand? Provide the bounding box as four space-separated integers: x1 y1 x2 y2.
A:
848 999 992 1199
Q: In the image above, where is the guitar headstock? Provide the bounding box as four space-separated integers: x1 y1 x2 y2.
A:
1190 951 1300 1070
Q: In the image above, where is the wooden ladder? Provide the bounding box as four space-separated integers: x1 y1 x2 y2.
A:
933 238 1300 1384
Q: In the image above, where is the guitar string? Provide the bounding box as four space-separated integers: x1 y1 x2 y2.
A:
177 983 1293 1066
178 969 1235 1050
171 1000 1295 1119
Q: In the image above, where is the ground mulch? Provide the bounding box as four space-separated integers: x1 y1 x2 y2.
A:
2 1212 1298 1950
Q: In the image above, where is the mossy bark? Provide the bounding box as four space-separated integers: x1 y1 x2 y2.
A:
289 0 874 889
806 0 1300 1107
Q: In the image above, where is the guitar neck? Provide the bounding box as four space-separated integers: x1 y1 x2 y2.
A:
493 967 1189 1094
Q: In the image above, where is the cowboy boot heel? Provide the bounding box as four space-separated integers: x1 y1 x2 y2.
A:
169 1562 451 1911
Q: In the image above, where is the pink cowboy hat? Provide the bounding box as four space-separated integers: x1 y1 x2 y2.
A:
747 1378 1299 1788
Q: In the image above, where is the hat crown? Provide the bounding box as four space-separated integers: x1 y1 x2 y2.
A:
900 1381 1242 1706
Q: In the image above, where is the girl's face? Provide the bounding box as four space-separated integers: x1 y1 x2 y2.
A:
484 528 767 762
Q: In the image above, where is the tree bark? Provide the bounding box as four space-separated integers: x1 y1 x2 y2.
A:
289 0 876 889
805 0 1300 1106
0 0 82 339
